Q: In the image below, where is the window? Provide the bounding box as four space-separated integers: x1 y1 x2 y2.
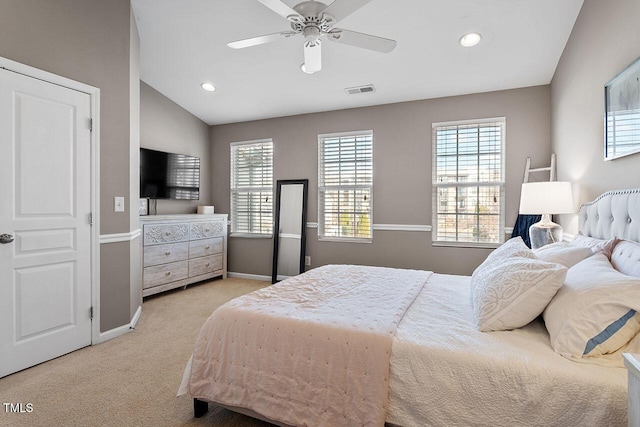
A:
432 118 505 247
318 131 373 242
230 139 273 236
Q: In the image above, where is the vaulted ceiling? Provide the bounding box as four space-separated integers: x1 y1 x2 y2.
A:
131 0 584 125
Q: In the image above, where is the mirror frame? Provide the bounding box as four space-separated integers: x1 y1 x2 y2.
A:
272 179 309 284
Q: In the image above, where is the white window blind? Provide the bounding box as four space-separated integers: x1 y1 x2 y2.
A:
432 118 505 246
230 139 273 235
318 131 373 242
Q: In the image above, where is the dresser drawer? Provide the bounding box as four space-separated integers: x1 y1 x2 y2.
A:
189 254 223 277
189 237 223 258
143 242 188 267
143 260 188 289
190 221 224 240
144 223 189 245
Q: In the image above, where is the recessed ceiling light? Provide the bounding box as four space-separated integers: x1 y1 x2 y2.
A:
201 82 216 92
459 32 482 47
300 63 317 75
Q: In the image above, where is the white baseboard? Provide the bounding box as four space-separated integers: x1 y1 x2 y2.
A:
97 305 142 343
130 305 142 329
228 272 271 282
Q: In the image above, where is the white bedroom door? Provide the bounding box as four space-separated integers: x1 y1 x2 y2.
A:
0 67 93 378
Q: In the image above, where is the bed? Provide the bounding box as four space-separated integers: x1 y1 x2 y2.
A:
178 188 640 426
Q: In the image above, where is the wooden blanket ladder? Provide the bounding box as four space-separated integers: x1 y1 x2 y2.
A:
523 153 556 183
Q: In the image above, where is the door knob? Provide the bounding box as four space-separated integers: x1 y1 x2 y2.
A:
0 234 14 244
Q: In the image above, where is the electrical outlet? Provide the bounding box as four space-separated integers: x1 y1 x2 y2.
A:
305 256 311 266
114 196 125 212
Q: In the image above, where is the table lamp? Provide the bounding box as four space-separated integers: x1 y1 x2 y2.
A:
518 181 574 249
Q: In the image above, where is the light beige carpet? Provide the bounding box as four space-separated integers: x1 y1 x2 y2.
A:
0 278 276 427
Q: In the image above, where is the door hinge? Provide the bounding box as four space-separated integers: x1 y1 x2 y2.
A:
90 306 94 320
89 118 93 132
88 212 93 226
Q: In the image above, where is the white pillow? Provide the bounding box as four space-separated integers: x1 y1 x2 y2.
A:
471 256 567 332
569 234 617 255
473 237 534 276
543 252 640 361
533 242 593 268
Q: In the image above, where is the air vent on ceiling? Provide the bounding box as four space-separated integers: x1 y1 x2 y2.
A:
345 84 376 95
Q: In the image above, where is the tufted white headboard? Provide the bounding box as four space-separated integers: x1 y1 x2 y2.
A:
578 188 640 243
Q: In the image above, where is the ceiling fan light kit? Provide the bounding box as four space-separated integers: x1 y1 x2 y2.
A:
227 0 397 73
300 63 317 75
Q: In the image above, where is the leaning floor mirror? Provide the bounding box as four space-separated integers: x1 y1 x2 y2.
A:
272 179 308 284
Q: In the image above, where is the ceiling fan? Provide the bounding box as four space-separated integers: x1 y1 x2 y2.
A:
227 0 397 74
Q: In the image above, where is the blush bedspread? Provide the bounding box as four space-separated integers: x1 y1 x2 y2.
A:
181 264 431 426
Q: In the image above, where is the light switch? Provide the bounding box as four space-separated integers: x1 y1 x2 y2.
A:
114 196 125 212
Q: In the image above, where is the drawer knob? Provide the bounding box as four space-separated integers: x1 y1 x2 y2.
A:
205 245 210 250
205 228 210 232
165 271 171 276
165 231 171 236
165 251 171 256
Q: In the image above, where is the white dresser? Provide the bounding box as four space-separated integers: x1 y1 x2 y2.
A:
140 214 227 297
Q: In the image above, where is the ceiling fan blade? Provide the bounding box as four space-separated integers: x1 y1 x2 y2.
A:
321 0 373 22
227 31 296 49
304 40 322 73
258 0 302 21
327 29 396 53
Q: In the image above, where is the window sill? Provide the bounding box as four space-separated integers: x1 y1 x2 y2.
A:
318 237 373 244
230 233 273 239
432 241 501 249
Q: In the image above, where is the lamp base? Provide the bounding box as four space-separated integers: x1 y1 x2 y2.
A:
529 214 563 250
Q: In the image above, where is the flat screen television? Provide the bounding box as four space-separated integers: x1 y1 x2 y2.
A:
140 147 200 200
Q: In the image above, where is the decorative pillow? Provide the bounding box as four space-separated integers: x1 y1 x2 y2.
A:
543 252 640 360
473 237 534 277
471 256 567 332
533 242 594 268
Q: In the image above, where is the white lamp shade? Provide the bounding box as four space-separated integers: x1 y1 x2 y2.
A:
519 181 574 215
